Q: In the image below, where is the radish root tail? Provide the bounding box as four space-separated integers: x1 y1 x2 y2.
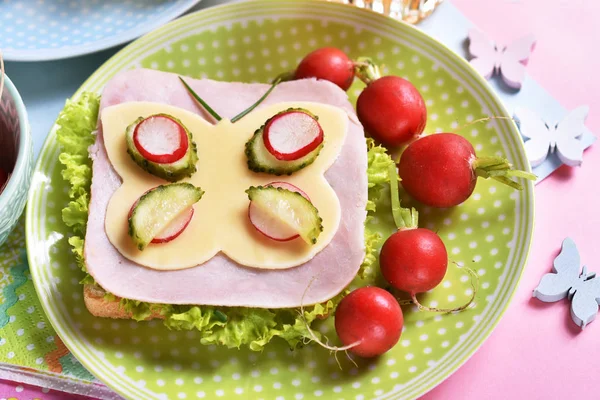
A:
299 276 361 367
410 263 479 313
455 116 514 133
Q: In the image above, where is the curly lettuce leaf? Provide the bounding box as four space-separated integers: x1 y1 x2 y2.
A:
161 296 337 352
358 139 395 281
57 92 395 351
120 298 161 321
56 93 100 284
366 138 396 212
357 228 382 281
56 93 98 197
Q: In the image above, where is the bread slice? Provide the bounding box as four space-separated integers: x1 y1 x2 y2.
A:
85 70 367 309
83 284 163 320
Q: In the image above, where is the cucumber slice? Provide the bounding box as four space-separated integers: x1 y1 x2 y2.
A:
126 114 199 182
246 185 323 245
129 183 204 250
245 108 324 175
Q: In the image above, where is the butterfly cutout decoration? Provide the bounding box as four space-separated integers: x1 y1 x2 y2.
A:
101 101 346 271
515 106 589 168
533 238 600 329
467 29 536 89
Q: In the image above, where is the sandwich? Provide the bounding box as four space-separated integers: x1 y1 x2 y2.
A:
57 68 394 350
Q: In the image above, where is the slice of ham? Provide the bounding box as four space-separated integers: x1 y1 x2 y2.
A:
84 69 367 308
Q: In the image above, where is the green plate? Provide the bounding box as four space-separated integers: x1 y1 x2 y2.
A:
26 1 534 399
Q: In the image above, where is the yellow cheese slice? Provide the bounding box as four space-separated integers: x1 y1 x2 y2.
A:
101 101 347 271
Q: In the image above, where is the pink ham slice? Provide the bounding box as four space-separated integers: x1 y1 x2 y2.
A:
84 69 367 308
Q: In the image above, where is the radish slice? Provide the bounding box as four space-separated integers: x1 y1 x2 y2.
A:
267 181 310 200
249 182 308 242
263 110 324 161
133 115 189 164
127 191 195 245
152 207 194 244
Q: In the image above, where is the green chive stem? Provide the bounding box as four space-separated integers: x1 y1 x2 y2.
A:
179 76 222 122
231 78 281 123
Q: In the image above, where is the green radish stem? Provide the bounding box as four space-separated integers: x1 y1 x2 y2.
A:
388 164 479 314
455 116 537 188
473 156 537 190
179 76 281 123
179 77 222 122
271 70 295 84
388 163 418 230
354 57 382 85
231 78 281 123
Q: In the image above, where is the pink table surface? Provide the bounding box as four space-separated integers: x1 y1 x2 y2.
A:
2 1 599 399
0 379 94 400
424 0 600 399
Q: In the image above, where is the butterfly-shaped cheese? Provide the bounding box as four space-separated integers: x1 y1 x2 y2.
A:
515 106 588 167
100 101 347 271
533 238 600 329
467 29 536 89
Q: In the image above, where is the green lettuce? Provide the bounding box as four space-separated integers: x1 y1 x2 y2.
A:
360 139 396 281
57 93 394 351
366 138 396 212
56 93 100 284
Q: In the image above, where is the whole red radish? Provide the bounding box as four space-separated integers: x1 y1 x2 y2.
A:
355 59 426 147
294 47 355 91
334 286 403 358
399 133 536 208
380 163 476 313
380 228 447 295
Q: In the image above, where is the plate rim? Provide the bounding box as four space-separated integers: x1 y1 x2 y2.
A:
25 1 536 398
1 0 203 62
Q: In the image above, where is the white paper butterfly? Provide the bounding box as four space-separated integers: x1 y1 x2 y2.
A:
515 106 588 167
533 238 600 329
467 29 536 89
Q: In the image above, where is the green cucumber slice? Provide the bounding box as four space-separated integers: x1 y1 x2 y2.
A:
129 183 204 250
245 108 324 175
125 114 199 182
246 185 323 244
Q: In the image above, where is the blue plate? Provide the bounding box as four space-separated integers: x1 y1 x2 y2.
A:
0 0 202 61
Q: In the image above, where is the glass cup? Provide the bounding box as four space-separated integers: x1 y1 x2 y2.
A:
325 0 444 24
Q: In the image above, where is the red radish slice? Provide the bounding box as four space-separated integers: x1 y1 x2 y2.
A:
248 182 308 241
127 193 194 244
152 207 194 244
133 115 189 164
267 181 310 200
263 111 323 161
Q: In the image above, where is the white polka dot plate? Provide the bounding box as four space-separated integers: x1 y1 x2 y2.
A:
25 1 534 399
0 0 202 61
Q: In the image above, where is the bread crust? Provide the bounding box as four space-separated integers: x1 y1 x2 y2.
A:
83 284 163 320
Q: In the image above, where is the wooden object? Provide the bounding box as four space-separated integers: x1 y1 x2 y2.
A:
515 106 589 167
533 238 600 329
467 29 536 89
